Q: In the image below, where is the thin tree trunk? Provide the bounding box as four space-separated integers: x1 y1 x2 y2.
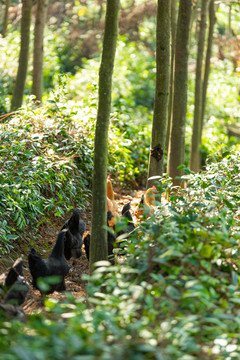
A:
11 0 32 111
90 0 120 273
227 4 232 37
57 0 65 27
167 0 192 187
189 0 200 56
32 0 49 102
190 0 209 172
2 0 10 37
147 0 170 188
201 0 216 130
97 0 104 23
166 0 178 156
190 0 198 32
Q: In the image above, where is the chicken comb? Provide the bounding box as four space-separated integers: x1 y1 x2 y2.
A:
107 175 111 180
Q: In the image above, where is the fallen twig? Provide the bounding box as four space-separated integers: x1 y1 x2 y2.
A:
0 111 19 122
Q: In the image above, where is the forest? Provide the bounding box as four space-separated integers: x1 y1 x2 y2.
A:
0 0 240 358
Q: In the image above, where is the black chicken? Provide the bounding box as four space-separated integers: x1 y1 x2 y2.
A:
28 230 70 295
83 211 116 263
0 257 29 306
118 202 135 236
61 208 86 263
113 202 136 257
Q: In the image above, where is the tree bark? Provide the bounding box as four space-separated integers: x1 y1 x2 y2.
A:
201 0 216 130
32 0 49 102
166 0 178 156
2 0 10 38
190 0 209 172
11 0 32 111
147 0 170 188
90 0 120 273
167 0 192 186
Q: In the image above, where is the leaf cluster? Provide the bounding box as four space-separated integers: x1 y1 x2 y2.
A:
0 99 93 254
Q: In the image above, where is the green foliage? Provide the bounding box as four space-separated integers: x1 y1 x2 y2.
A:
0 98 93 254
113 38 156 110
216 3 240 36
0 31 20 113
0 80 150 253
1 10 239 172
64 37 156 115
2 150 240 358
108 116 150 186
184 55 240 166
0 3 240 358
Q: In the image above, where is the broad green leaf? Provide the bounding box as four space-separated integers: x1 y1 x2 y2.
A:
166 285 181 300
232 270 239 286
200 245 213 258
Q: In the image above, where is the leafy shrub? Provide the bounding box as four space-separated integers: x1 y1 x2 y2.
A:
185 57 240 165
108 116 150 186
123 151 240 358
0 82 150 254
0 31 21 113
2 149 240 359
0 98 93 254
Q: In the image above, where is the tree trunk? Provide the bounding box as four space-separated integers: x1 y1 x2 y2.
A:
32 0 49 102
57 0 65 27
97 0 104 23
90 0 120 273
10 0 32 111
201 0 216 130
190 0 209 172
227 4 232 37
190 0 199 32
166 0 178 156
167 0 192 186
147 0 170 188
2 0 10 38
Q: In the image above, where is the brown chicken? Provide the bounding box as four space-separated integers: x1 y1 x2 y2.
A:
107 175 118 218
144 186 158 208
135 186 158 220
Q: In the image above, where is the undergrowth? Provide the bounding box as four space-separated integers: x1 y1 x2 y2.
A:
0 91 149 254
1 149 240 358
0 105 92 253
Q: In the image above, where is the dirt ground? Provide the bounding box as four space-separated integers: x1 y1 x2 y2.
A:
0 189 144 315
